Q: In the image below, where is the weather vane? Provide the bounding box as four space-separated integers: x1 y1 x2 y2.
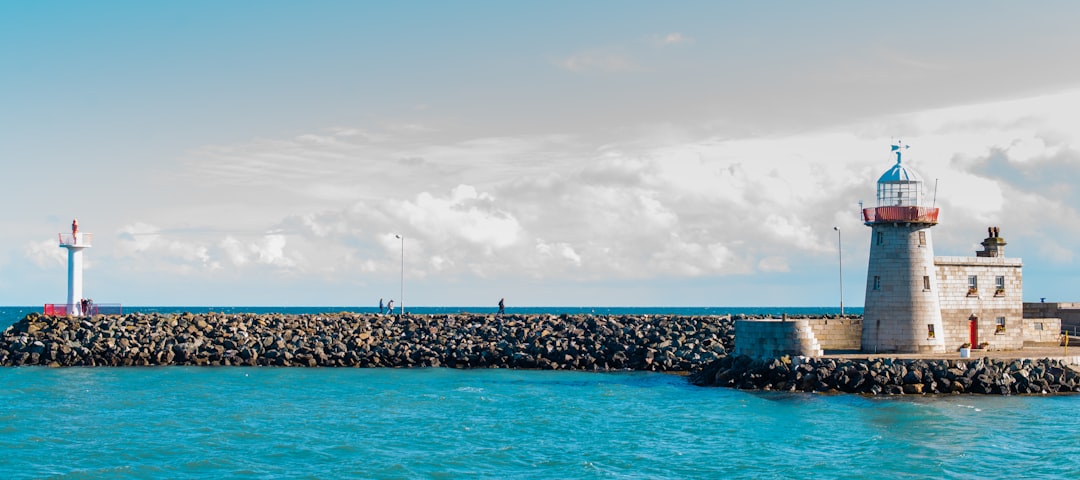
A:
890 140 909 164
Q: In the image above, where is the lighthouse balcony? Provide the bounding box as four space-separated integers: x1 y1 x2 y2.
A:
58 233 93 247
862 206 939 225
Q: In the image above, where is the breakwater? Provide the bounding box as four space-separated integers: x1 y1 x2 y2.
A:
5 311 1078 395
689 354 1080 394
0 312 733 371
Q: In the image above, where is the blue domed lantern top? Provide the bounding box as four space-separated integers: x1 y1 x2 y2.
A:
863 142 939 225
876 143 924 207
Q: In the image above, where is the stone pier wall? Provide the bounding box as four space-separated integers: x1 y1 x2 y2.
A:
734 318 823 359
806 317 862 351
1025 303 1080 332
1023 317 1063 346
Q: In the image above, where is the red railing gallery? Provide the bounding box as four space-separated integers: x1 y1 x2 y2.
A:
862 206 939 224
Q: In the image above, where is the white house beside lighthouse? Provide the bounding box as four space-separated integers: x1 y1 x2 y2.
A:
860 144 947 354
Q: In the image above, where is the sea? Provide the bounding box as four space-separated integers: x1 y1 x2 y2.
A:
2 306 1079 479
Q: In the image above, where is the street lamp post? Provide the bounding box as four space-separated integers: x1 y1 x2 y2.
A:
395 234 404 318
833 226 844 316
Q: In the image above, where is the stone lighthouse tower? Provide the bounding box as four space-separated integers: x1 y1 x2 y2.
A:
59 218 92 316
861 144 945 353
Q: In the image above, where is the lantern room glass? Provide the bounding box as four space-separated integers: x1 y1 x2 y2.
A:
877 180 922 207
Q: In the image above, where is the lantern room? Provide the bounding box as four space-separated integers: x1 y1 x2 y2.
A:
876 144 924 207
862 143 939 225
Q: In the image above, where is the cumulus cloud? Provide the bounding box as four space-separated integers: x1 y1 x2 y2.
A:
24 239 67 269
757 256 790 273
116 222 219 272
536 240 582 267
152 88 1080 299
215 234 300 269
554 49 637 72
400 184 522 249
651 32 694 46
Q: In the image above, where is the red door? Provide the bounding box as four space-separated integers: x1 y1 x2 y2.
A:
969 317 979 347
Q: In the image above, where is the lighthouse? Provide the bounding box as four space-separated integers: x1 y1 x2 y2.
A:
861 144 946 354
59 218 92 316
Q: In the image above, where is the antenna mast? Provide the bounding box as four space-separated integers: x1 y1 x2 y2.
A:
933 178 939 208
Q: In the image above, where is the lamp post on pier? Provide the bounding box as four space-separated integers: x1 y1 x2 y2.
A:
833 226 844 316
395 234 404 319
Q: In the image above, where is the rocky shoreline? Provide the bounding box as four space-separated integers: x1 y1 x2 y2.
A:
4 311 1078 395
689 354 1080 395
0 312 733 371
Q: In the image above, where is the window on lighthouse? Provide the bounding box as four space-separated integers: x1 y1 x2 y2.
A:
918 231 926 246
873 276 881 290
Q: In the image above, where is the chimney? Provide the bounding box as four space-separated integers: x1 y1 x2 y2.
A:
976 226 1006 257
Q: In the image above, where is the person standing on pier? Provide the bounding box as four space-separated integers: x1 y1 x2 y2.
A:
379 298 384 314
498 298 505 315
386 299 394 315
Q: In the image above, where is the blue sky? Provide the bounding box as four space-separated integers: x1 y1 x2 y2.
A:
3 1 1080 307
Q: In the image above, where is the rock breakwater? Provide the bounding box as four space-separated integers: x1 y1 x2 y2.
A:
690 354 1080 395
0 312 733 371
7 311 1077 395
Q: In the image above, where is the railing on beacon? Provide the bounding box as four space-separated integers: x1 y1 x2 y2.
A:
58 233 93 246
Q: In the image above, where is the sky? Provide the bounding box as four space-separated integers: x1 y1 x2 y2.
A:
2 1 1080 307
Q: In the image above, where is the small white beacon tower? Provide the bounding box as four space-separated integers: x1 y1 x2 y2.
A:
59 218 92 316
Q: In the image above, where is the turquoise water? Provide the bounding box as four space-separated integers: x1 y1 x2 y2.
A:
3 306 1079 479
3 368 1079 479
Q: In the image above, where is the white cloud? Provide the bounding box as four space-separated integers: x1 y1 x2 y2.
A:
219 234 297 268
536 240 582 267
554 49 636 72
758 256 790 273
107 88 1080 301
24 239 67 268
116 222 218 272
255 234 295 267
651 32 693 46
400 184 522 249
220 236 250 266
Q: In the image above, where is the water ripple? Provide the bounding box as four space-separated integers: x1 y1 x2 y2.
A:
1 367 1079 478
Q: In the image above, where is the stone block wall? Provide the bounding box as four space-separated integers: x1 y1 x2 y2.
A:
935 256 1023 350
1024 303 1080 332
734 318 823 359
1022 317 1062 346
862 223 945 353
806 318 862 351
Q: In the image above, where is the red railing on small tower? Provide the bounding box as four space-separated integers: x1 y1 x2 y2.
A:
862 206 939 225
44 303 122 316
